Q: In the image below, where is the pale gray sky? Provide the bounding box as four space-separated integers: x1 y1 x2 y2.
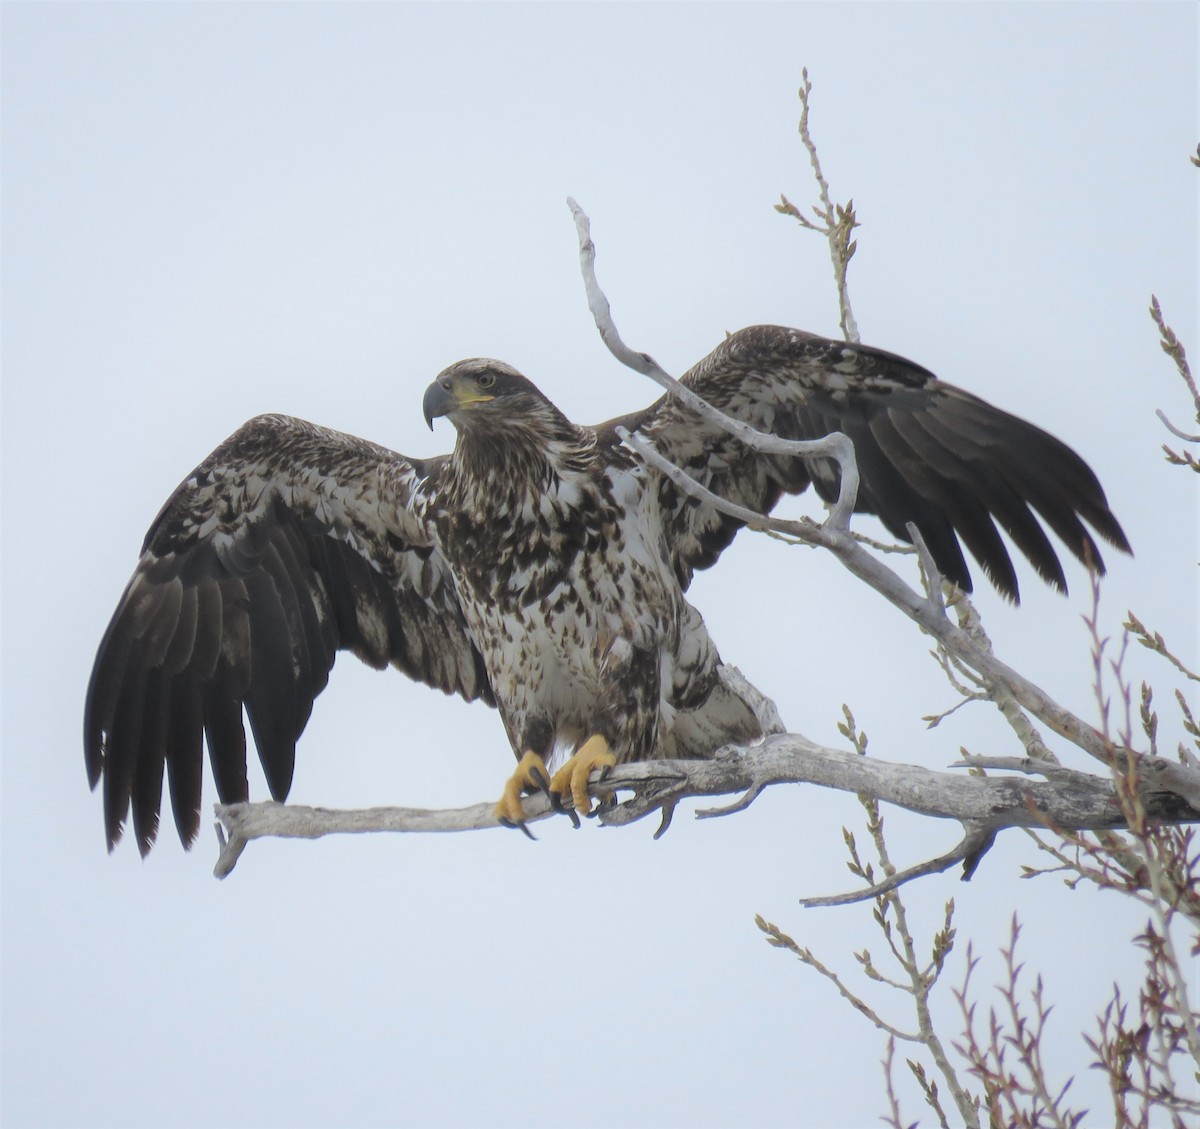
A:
2 3 1196 1127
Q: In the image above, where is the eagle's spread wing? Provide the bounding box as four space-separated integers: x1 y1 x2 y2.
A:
612 325 1130 599
84 414 491 854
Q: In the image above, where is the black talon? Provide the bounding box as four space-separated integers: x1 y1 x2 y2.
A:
498 817 537 841
529 766 551 796
546 786 581 827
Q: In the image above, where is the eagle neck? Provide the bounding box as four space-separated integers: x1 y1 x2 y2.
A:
448 413 595 515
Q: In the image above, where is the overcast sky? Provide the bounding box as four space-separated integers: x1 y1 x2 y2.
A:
3 3 1196 1127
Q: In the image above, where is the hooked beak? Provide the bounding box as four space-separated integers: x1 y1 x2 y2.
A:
422 380 456 430
422 377 494 430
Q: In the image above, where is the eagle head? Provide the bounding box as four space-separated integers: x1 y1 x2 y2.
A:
423 359 562 435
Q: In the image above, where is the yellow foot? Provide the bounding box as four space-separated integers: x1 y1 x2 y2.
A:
494 750 550 832
549 735 618 817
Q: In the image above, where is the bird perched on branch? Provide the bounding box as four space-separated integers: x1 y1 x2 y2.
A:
85 325 1130 854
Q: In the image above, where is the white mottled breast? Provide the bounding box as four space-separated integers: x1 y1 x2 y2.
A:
453 457 687 759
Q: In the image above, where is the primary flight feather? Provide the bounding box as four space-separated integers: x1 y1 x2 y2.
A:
85 325 1130 854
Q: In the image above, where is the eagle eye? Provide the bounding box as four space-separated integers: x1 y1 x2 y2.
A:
476 372 496 390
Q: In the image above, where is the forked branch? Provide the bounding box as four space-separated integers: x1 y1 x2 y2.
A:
567 197 861 529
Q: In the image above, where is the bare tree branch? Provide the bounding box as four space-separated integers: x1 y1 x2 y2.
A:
566 196 861 529
212 731 1200 880
775 67 861 343
797 827 996 909
1125 612 1200 685
1150 294 1200 465
1150 295 1198 418
756 89 1200 1129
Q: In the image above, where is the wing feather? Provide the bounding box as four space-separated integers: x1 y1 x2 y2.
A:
103 659 145 851
189 578 224 681
132 668 169 855
165 677 204 847
85 414 491 851
242 568 300 802
203 667 249 805
898 406 1065 592
866 405 1019 597
161 583 200 676
612 325 1129 598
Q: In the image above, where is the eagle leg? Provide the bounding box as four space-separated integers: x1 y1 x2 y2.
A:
494 750 551 833
549 735 618 817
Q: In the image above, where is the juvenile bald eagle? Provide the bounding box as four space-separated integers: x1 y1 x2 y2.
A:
85 325 1130 854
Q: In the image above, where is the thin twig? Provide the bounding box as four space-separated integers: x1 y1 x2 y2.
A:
787 68 861 343
799 826 996 908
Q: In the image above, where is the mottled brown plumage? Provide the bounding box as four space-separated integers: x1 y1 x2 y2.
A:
85 326 1130 853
